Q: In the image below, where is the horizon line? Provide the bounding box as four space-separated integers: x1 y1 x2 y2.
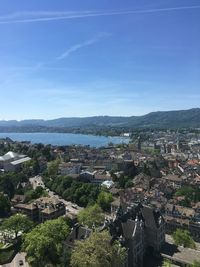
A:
0 107 199 121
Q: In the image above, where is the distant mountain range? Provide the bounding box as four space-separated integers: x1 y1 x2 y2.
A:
0 108 200 132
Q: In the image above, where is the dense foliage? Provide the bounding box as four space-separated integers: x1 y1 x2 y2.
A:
97 191 113 211
23 218 69 267
47 159 60 176
175 186 200 207
162 260 172 267
0 193 11 217
71 230 127 267
43 175 101 207
0 172 28 198
192 261 200 267
24 186 48 202
77 204 104 228
1 214 34 241
172 229 196 249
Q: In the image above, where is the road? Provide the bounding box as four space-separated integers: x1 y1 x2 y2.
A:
2 252 29 267
29 176 83 215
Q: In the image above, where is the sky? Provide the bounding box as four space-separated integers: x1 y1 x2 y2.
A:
0 0 200 120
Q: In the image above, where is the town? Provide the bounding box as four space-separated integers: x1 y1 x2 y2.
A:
1 0 199 265
0 128 200 267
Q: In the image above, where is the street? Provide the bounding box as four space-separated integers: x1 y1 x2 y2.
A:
2 252 29 267
29 175 83 215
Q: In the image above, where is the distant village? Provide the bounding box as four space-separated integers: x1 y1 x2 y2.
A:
0 128 200 267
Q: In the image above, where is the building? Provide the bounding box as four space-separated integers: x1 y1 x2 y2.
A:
65 202 165 267
65 223 92 249
59 162 82 176
13 203 39 221
13 197 65 222
161 235 200 267
164 204 200 242
0 151 31 172
107 203 165 267
36 197 66 222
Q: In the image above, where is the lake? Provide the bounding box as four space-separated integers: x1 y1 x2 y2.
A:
0 132 130 147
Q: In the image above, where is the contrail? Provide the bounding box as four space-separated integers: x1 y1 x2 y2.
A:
0 5 200 24
57 36 102 60
57 33 109 60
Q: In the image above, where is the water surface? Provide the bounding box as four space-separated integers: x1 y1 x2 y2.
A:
0 132 129 147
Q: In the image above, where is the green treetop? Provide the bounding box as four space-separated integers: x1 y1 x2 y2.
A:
97 190 113 211
77 204 104 228
162 259 172 267
192 261 200 267
172 229 196 249
23 217 69 267
0 193 10 217
71 230 127 267
1 214 33 240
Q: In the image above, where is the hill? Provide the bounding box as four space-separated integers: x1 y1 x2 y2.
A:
0 108 200 132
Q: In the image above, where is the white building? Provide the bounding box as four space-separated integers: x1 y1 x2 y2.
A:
0 151 31 172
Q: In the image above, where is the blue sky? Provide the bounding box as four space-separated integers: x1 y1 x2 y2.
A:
0 0 200 120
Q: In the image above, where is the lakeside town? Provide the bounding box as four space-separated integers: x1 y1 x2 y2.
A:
1 0 199 265
0 128 200 267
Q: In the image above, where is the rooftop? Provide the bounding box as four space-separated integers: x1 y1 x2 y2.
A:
11 157 31 165
161 235 200 265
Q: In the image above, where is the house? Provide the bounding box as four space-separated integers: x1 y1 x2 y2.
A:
93 172 112 184
13 197 65 222
11 194 26 205
164 174 183 189
78 171 94 182
59 162 82 176
164 204 200 242
35 197 66 222
13 203 38 221
132 173 152 191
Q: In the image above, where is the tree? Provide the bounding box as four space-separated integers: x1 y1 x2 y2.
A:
71 230 126 267
0 175 15 198
118 174 133 188
97 191 113 211
143 163 151 176
23 218 69 267
47 159 60 176
43 175 100 207
175 186 200 207
192 261 200 267
24 186 47 202
77 204 104 228
162 259 172 267
0 193 10 217
172 229 196 249
1 214 33 240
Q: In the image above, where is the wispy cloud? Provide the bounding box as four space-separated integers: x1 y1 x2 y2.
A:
56 33 109 60
0 5 200 24
0 11 92 20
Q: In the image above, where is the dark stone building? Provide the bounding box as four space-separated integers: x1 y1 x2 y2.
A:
64 203 165 267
